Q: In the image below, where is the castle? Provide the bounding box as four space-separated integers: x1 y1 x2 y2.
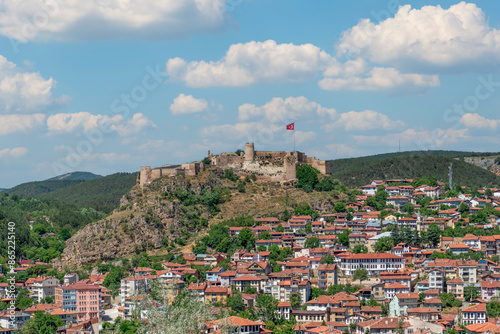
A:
139 143 332 187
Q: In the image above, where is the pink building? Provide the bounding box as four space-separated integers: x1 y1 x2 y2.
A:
56 282 100 323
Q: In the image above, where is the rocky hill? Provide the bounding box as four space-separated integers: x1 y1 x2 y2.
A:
56 168 346 269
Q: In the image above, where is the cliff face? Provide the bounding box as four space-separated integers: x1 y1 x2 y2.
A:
56 168 348 269
56 172 222 269
463 156 500 176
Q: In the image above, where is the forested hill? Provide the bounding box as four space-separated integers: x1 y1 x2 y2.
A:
334 155 500 188
38 172 138 213
3 179 87 197
46 171 102 181
3 171 102 197
329 150 500 175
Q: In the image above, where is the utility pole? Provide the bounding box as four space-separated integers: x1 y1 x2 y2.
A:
449 163 453 189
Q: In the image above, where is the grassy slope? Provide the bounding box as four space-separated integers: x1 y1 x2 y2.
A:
38 172 138 213
334 155 500 188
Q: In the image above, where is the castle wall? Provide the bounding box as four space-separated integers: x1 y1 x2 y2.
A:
212 154 244 168
139 143 332 187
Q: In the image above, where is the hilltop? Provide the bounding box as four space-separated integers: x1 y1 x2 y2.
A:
2 171 102 197
331 153 500 188
57 167 347 269
45 171 102 181
329 150 500 175
38 172 138 213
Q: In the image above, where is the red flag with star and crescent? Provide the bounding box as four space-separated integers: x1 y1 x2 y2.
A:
286 123 294 130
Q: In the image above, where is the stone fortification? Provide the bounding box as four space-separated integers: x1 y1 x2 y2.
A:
139 142 331 187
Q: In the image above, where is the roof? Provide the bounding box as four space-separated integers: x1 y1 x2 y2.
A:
343 253 403 260
61 282 100 290
407 307 440 314
462 303 486 313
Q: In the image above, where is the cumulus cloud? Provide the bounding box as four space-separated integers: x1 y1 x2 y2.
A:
353 128 470 149
0 114 45 135
337 2 500 71
0 56 67 112
0 147 28 159
111 113 157 137
460 113 500 130
166 40 333 87
0 0 230 42
46 112 155 136
170 94 209 115
238 96 337 122
319 66 439 93
325 110 405 131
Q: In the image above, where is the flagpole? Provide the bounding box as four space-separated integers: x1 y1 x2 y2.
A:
293 130 296 152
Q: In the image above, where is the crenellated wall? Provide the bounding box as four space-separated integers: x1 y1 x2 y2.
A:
139 143 331 187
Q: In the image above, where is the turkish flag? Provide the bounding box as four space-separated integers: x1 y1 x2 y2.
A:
286 123 294 130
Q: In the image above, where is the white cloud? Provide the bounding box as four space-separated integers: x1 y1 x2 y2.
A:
46 112 155 136
0 56 67 112
325 110 405 131
319 66 439 93
170 94 209 115
202 122 260 140
324 143 362 158
0 147 28 159
238 96 337 122
166 40 333 87
0 114 45 135
337 2 500 71
460 113 500 130
353 128 470 149
111 113 157 137
57 152 131 164
0 0 230 42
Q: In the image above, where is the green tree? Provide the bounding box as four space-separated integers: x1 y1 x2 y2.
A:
464 286 479 301
334 202 346 213
401 203 414 214
352 267 368 283
427 223 441 247
305 222 313 233
259 230 273 240
276 224 284 233
337 230 350 247
353 245 368 253
439 292 462 308
238 228 256 251
254 294 279 323
320 254 335 264
226 291 246 313
20 311 64 334
296 164 319 192
290 293 301 309
374 237 394 252
304 237 321 249
282 210 292 222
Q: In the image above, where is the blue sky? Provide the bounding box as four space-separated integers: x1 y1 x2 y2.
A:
1 0 500 187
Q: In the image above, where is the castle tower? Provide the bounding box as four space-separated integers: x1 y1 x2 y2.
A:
284 152 297 180
139 166 152 187
245 143 255 162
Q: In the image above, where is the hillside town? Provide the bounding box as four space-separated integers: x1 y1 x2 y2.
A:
2 179 500 333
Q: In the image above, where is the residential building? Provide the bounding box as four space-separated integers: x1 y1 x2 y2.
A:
462 304 487 325
339 253 405 276
57 282 100 323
